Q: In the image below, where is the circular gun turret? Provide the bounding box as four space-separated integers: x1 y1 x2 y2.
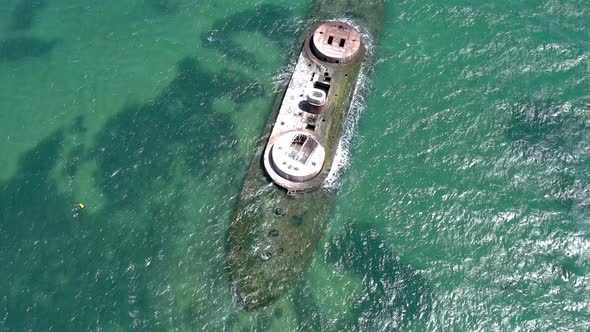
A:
309 21 363 64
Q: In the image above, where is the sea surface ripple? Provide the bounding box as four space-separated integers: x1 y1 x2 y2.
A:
0 0 588 331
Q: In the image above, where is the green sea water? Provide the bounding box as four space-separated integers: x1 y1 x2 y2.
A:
1 0 589 330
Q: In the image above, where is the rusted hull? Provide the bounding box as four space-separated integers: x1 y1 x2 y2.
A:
228 1 384 310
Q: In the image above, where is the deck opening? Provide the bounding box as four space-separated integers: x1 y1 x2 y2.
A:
339 38 346 47
313 81 330 94
288 134 318 164
327 36 334 45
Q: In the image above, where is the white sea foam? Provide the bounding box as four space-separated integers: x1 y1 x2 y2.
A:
272 61 296 94
323 20 376 190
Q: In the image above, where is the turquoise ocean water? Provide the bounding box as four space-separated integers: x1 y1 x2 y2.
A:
1 0 589 330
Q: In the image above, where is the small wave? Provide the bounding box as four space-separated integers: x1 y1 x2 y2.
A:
323 73 370 189
272 61 296 93
323 20 377 190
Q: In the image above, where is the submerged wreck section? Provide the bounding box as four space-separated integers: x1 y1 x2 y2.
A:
229 21 369 310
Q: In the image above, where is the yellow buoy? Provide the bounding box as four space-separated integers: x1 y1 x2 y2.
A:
78 203 85 209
